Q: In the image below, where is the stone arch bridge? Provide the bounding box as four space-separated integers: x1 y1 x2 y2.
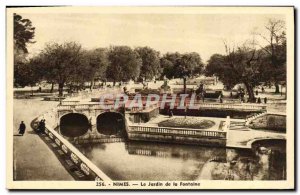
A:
56 102 159 144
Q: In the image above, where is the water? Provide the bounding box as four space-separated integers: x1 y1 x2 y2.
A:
76 141 286 181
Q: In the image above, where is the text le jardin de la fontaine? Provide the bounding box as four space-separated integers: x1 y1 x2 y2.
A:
96 181 201 187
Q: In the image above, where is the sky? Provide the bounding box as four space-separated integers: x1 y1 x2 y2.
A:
19 12 285 62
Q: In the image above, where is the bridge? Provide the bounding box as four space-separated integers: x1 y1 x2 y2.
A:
44 101 160 144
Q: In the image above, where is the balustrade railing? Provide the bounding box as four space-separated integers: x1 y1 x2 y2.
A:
41 122 112 181
128 125 227 138
57 101 265 112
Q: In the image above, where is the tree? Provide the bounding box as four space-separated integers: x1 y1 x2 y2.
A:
161 52 204 93
107 46 142 85
14 13 36 87
134 46 161 81
160 52 182 79
256 18 286 93
206 41 264 102
176 52 204 93
36 42 84 96
14 56 42 95
206 54 237 90
14 13 35 62
81 48 109 89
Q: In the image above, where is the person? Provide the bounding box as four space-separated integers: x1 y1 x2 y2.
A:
262 87 265 93
37 120 43 133
18 121 26 136
169 110 173 118
220 92 223 98
39 119 46 134
123 86 127 94
230 91 233 98
257 97 261 104
255 90 258 96
264 97 267 104
42 119 46 133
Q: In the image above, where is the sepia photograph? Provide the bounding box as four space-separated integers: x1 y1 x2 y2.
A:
6 6 295 190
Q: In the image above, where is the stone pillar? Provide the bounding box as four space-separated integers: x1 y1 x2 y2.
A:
225 116 230 131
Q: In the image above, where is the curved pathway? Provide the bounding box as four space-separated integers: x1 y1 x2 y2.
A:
13 98 74 180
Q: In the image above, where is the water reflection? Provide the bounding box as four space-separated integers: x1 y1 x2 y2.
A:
76 141 286 181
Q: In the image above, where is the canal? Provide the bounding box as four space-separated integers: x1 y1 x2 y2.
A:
75 140 286 181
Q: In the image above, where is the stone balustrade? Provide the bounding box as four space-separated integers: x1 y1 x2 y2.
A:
245 111 268 126
58 101 265 112
39 119 112 181
128 125 227 138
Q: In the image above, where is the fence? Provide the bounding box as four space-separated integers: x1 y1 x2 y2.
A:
128 125 227 138
57 102 160 113
58 96 266 114
39 120 112 181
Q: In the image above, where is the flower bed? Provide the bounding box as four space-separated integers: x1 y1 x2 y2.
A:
158 118 215 129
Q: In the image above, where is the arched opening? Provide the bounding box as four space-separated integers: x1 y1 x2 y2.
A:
96 112 126 136
60 113 90 137
251 139 286 152
251 139 286 180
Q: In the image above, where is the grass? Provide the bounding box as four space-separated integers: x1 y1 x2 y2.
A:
250 114 286 132
158 118 216 129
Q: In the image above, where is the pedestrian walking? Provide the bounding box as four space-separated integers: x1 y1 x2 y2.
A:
18 121 26 136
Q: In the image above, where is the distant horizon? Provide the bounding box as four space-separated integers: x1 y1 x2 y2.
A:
19 12 285 62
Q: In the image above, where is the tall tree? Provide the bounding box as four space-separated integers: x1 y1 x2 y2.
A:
81 48 109 89
161 52 204 93
14 13 35 59
160 52 182 79
176 52 204 93
135 46 161 81
206 42 264 102
107 46 142 85
14 13 36 87
256 18 286 93
205 54 237 90
14 56 41 89
36 42 84 96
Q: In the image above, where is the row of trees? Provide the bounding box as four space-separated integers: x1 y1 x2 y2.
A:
14 13 286 100
206 19 286 101
15 42 205 96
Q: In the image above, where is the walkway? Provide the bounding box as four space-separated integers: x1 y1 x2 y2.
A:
13 98 73 180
